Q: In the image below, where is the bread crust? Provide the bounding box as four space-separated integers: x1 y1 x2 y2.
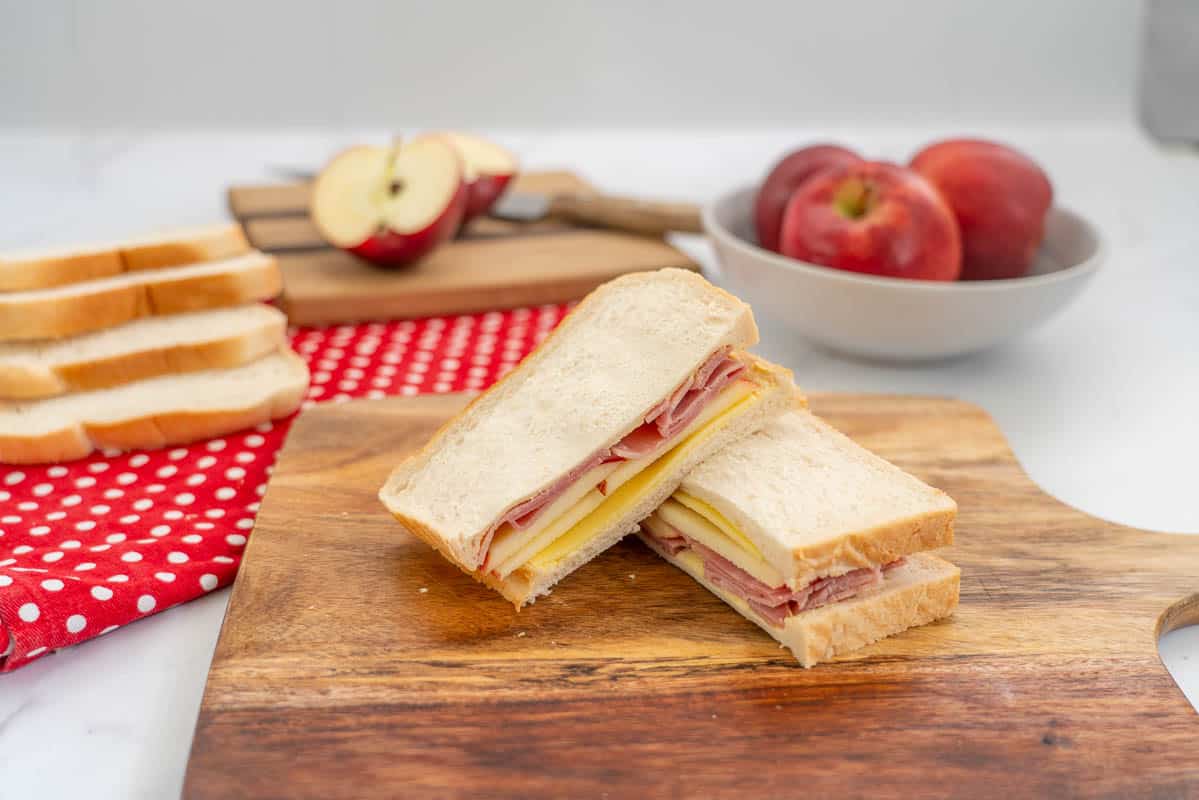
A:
0 349 307 464
121 225 251 272
0 254 281 341
0 307 286 400
379 268 761 569
0 223 251 291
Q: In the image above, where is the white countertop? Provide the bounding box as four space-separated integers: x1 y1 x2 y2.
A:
0 126 1196 798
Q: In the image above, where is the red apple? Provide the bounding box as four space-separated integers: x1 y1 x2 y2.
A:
438 132 519 223
754 144 861 252
310 137 467 268
910 138 1052 280
778 161 962 281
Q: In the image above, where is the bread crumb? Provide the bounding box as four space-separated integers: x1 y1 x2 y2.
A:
516 631 526 638
627 573 636 580
418 587 428 594
711 713 717 719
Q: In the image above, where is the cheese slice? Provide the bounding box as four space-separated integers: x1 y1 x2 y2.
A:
492 454 676 577
486 462 620 571
489 380 755 576
673 547 706 577
525 381 760 573
673 492 763 560
652 500 785 587
492 487 607 577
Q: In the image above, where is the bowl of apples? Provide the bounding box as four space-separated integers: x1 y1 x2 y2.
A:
704 139 1103 361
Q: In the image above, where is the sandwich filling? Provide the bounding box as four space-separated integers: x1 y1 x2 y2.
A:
480 348 765 582
642 501 903 628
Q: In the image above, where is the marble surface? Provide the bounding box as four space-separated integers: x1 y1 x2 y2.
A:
0 126 1196 799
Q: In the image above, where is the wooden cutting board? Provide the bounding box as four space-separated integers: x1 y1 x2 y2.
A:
228 172 696 326
184 393 1199 799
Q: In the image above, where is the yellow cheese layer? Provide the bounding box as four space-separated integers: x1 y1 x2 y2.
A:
486 461 620 570
673 491 763 559
653 500 784 587
489 380 755 576
526 382 760 573
493 487 607 577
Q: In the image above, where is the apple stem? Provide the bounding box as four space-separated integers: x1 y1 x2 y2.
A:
384 138 404 195
835 178 874 220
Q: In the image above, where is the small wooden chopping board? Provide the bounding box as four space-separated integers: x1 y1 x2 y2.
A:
184 394 1199 799
228 172 696 326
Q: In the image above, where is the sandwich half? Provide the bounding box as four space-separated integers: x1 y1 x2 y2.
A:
379 268 800 607
640 408 960 667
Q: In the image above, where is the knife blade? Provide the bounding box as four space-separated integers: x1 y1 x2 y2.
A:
267 164 705 238
490 192 703 237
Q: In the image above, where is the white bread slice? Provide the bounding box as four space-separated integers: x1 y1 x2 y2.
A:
677 409 956 588
0 348 309 464
379 268 761 572
478 357 800 607
0 252 281 342
0 223 251 292
0 305 286 400
642 542 960 668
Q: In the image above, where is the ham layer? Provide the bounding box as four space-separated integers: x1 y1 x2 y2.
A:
643 517 904 628
478 348 745 565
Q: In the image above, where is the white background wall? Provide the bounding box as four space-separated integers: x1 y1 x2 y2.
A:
2 0 1141 129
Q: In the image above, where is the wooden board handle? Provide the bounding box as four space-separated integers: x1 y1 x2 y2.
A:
547 193 703 236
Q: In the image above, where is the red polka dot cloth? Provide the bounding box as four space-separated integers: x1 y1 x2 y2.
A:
0 304 570 671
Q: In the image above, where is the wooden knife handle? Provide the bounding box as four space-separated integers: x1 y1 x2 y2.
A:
546 193 704 237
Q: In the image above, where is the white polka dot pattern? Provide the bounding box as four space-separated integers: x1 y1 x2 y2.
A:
0 305 568 670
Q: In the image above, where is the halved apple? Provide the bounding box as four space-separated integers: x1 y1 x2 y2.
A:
439 132 519 223
310 137 467 268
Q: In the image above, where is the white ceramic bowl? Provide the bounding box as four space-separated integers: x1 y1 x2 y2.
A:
704 186 1104 361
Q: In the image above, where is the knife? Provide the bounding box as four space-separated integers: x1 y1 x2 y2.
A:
489 191 703 237
268 165 704 237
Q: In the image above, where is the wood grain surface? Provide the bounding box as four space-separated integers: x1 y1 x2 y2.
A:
227 172 696 325
185 393 1199 799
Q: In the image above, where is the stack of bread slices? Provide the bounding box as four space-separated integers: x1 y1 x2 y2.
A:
0 224 310 464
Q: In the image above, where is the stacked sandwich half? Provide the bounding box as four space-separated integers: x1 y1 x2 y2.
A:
381 268 959 667
0 224 309 463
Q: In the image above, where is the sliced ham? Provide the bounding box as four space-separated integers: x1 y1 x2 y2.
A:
478 348 745 563
747 596 792 627
648 348 745 440
609 423 666 459
693 542 795 606
642 517 893 628
651 533 689 556
478 446 619 563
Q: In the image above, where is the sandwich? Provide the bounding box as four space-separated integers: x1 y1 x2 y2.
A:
379 268 800 607
640 408 959 667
